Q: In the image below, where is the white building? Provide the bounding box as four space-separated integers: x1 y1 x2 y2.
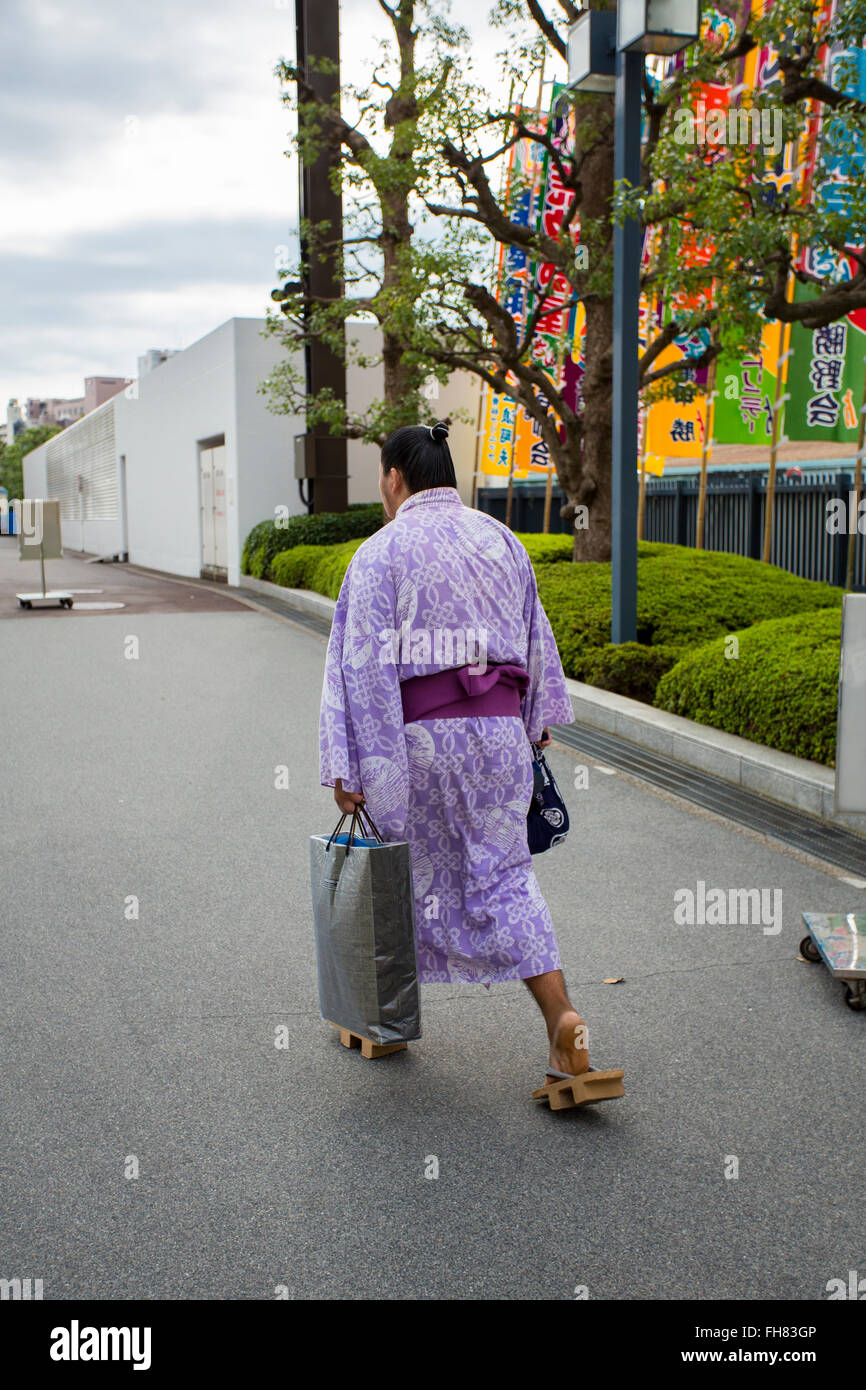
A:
2 398 26 446
22 317 480 588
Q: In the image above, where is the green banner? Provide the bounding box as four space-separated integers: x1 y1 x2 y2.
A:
784 283 866 443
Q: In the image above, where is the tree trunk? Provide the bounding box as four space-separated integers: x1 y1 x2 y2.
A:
575 293 613 560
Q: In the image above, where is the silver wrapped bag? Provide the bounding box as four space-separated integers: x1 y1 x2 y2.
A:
310 808 421 1045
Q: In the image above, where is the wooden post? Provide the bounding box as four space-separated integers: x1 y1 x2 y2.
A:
470 380 485 512
762 319 790 565
296 0 347 513
845 353 866 591
542 464 554 533
695 358 717 551
505 448 516 528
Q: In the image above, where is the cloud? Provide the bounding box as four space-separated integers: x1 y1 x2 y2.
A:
0 217 290 395
0 0 295 403
0 0 561 408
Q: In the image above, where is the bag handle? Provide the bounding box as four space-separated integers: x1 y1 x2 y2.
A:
325 803 385 853
353 804 384 842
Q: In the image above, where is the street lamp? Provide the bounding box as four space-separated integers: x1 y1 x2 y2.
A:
618 0 702 54
568 1 701 643
566 11 616 93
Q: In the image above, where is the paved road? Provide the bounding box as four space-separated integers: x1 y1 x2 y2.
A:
1 544 864 1300
0 534 246 618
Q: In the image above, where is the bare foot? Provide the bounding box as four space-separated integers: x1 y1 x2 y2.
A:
548 1009 590 1077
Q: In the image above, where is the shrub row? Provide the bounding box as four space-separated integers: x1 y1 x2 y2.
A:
655 607 841 766
535 542 841 694
244 516 843 765
241 503 383 580
270 540 366 600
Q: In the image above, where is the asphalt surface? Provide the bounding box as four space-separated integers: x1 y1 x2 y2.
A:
1 541 864 1301
0 534 247 618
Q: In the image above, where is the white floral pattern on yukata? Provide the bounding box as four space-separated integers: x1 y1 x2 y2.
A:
319 486 575 985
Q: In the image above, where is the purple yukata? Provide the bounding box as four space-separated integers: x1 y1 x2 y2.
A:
318 486 575 985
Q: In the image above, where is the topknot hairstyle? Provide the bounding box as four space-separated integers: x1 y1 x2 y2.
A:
381 420 456 493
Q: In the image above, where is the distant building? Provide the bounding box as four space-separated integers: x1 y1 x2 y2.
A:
83 377 132 414
137 348 179 377
1 399 27 446
25 397 85 428
25 377 131 429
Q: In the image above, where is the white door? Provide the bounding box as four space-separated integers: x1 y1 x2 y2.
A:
200 445 228 574
211 445 227 571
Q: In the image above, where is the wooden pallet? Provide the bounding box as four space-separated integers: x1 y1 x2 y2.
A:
328 1022 408 1059
532 1068 625 1111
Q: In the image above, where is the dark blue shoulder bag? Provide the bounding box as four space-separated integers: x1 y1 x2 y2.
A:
527 743 570 855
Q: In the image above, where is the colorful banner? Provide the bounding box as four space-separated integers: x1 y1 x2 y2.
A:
480 1 865 474
480 114 545 477
786 282 866 442
480 88 581 478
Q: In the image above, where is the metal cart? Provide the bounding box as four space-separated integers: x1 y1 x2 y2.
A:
800 912 866 1011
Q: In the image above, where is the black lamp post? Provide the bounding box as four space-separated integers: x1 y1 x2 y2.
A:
568 2 701 642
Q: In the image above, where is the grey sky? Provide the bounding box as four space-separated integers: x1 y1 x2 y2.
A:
0 0 559 412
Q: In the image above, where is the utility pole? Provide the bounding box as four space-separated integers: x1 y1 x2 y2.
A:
610 44 642 642
295 0 347 513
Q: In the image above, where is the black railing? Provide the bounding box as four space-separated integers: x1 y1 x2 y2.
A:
476 471 866 590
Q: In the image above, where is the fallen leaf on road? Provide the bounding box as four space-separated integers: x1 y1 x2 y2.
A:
603 976 625 984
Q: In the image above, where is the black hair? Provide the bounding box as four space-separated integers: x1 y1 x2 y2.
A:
380 420 457 492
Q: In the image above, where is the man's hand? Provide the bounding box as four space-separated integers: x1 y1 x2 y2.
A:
334 778 365 814
536 727 552 750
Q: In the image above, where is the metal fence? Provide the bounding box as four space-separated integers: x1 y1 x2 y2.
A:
477 471 866 589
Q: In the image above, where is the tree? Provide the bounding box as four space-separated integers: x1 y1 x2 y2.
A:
262 0 478 442
415 0 616 558
0 425 61 502
264 0 865 563
406 0 865 558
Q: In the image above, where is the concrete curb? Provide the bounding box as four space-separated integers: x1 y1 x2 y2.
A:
565 678 863 837
236 574 864 838
238 574 338 624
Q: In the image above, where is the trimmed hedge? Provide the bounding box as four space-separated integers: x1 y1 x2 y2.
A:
580 642 682 704
258 526 843 754
242 502 383 580
536 542 841 695
654 607 842 766
270 540 365 600
514 532 573 565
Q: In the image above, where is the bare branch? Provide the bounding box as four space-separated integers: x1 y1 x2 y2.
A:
526 0 567 60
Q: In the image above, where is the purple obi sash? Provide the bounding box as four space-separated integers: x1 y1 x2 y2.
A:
400 663 529 722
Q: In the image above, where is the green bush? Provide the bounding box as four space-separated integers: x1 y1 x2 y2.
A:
580 642 682 703
270 540 365 599
514 532 573 565
537 542 842 690
241 503 384 579
261 528 844 752
654 607 841 766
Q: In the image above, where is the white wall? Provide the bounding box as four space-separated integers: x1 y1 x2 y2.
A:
118 321 236 579
119 318 304 586
23 318 304 587
232 317 303 580
22 314 482 583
